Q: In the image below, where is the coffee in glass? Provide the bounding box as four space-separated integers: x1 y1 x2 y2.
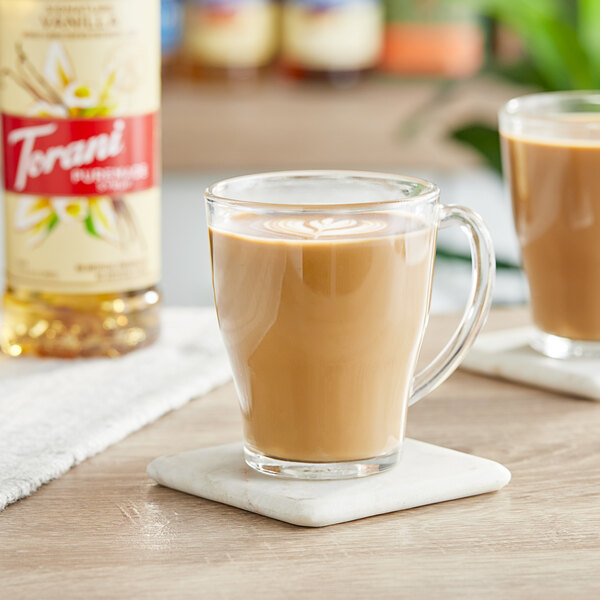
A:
500 92 600 358
206 171 494 478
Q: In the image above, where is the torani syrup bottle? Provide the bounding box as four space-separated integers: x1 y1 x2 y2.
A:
0 0 161 358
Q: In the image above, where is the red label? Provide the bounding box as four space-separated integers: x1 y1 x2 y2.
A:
2 113 158 196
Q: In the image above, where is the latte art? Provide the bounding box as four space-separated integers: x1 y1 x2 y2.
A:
259 216 389 239
220 211 429 242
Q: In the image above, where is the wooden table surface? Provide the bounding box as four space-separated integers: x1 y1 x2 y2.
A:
2 308 600 599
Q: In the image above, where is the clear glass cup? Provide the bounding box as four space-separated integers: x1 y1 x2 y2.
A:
206 171 494 479
500 92 600 358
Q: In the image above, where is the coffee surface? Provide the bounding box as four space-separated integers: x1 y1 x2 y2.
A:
210 212 436 462
502 131 600 340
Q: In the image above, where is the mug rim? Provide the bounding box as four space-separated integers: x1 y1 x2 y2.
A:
499 90 600 127
205 170 440 211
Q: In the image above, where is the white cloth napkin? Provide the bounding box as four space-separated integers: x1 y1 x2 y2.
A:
0 307 231 511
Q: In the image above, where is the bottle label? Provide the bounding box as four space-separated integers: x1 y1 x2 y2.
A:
0 0 160 294
3 114 157 196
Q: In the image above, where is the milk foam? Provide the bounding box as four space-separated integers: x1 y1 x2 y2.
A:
258 216 389 239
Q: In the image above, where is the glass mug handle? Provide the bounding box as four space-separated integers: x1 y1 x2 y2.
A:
409 205 495 406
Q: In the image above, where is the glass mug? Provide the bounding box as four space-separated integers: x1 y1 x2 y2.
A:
500 92 600 358
206 171 494 479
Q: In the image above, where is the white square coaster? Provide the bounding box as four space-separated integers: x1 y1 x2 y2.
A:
462 327 600 401
147 440 510 527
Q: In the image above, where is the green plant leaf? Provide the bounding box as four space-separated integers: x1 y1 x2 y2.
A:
488 61 547 89
459 0 597 89
451 123 502 174
528 19 597 89
84 214 100 237
579 0 600 80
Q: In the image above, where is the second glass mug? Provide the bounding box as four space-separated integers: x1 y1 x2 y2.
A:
206 171 495 479
500 91 600 359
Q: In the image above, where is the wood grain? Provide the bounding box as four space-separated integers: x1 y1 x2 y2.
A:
2 308 600 599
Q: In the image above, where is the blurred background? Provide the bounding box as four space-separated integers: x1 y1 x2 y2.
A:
6 0 600 313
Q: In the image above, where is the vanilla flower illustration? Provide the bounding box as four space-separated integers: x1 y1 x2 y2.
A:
43 41 74 90
14 196 121 246
42 41 118 117
14 197 58 246
85 198 119 243
62 81 100 111
51 198 89 223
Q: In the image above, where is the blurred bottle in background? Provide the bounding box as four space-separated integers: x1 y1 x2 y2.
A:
183 0 280 80
162 0 184 71
381 0 484 78
282 0 383 85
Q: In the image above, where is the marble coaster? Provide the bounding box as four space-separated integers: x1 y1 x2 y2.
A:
462 327 600 401
147 440 510 527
